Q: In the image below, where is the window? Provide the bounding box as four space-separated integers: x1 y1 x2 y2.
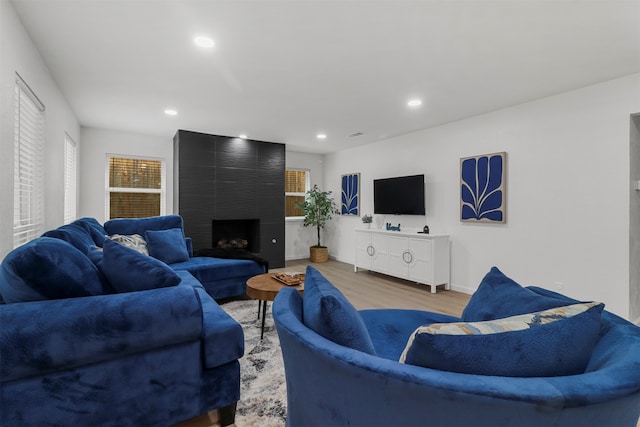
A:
285 169 309 218
63 134 77 224
13 73 45 248
106 156 165 219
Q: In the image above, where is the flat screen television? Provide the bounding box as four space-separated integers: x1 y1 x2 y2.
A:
374 174 425 215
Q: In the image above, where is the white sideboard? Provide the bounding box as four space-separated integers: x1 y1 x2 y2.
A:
354 229 450 293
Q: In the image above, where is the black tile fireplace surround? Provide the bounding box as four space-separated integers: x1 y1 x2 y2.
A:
212 219 260 254
174 129 285 268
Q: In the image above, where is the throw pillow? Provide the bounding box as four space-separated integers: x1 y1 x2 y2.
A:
101 239 181 293
74 217 108 247
302 265 376 355
400 302 604 377
107 233 149 255
87 245 104 271
42 224 96 254
0 237 112 303
144 228 190 264
461 266 571 321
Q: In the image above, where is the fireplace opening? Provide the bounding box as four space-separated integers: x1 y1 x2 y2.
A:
211 219 260 253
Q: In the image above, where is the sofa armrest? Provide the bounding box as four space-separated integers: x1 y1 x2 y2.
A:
192 286 244 368
1 285 203 382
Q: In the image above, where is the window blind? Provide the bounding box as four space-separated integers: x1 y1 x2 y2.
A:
285 169 309 217
63 134 77 224
107 156 165 219
13 73 45 247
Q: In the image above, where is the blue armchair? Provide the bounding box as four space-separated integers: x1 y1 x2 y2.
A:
273 266 640 427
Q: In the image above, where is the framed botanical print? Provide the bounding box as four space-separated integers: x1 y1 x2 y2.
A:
341 173 360 215
460 152 506 223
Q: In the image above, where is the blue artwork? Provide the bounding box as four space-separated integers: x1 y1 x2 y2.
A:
460 152 506 223
341 173 360 215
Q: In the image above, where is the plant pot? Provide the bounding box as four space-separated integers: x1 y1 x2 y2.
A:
310 246 329 263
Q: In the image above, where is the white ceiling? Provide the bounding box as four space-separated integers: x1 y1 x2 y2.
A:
11 0 640 153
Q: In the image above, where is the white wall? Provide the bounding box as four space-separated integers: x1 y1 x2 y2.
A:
630 115 640 324
285 150 325 260
79 127 174 223
324 74 640 319
0 0 80 260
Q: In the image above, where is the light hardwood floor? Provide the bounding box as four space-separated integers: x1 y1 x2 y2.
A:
174 259 471 427
278 259 470 315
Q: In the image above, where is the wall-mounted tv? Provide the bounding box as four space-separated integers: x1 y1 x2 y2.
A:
374 174 425 215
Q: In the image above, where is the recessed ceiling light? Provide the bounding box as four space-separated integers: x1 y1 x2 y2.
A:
316 133 327 140
239 134 248 139
407 99 422 108
194 36 215 48
164 109 178 116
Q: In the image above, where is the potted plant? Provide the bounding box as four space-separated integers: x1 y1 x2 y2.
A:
298 185 338 262
361 214 373 228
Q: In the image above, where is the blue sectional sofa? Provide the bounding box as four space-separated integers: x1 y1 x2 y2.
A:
274 266 640 427
0 215 265 426
103 215 266 299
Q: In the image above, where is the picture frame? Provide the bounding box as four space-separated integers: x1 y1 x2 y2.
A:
460 152 506 223
341 173 360 215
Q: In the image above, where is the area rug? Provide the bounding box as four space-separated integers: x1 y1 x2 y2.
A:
221 299 287 427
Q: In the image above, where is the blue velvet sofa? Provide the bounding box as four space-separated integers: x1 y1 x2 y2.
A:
273 266 640 427
0 215 265 426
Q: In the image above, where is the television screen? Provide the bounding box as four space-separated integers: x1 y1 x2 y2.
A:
374 174 425 215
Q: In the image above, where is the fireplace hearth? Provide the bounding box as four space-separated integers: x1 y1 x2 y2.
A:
212 219 260 253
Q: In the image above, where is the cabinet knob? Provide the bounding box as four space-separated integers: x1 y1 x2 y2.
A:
367 245 375 257
402 251 413 264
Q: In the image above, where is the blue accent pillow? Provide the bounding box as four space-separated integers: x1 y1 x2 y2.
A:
101 239 181 293
42 224 96 254
302 265 376 355
0 237 112 303
87 246 104 271
462 266 570 321
74 217 108 247
144 228 190 264
401 302 604 377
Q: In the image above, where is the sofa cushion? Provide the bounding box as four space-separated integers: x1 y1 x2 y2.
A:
145 228 190 264
302 265 376 355
42 224 96 254
462 267 570 321
87 246 104 270
400 302 604 377
0 283 203 382
170 256 265 281
0 237 112 303
361 309 461 361
74 217 108 247
104 215 184 236
101 239 181 293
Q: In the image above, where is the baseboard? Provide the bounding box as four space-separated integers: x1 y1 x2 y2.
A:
330 254 350 264
450 283 474 295
285 256 309 262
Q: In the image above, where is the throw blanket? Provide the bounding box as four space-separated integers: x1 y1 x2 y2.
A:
193 248 269 270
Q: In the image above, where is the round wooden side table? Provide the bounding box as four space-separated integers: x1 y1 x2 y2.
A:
246 273 304 339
